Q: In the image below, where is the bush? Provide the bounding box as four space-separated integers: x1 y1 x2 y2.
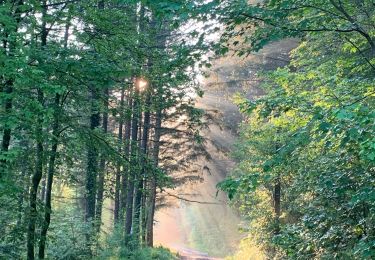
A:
97 226 177 260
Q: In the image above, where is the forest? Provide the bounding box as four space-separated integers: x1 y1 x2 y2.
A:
0 0 374 259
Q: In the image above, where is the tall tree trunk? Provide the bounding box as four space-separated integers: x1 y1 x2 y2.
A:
38 16 70 256
38 94 60 259
120 96 132 221
141 186 147 243
85 88 100 223
146 108 162 247
133 93 151 244
85 0 105 230
125 86 139 244
27 89 44 260
95 87 108 232
114 87 125 224
27 2 47 258
144 16 166 247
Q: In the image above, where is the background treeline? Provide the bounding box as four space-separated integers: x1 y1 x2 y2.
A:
0 0 208 259
212 0 375 259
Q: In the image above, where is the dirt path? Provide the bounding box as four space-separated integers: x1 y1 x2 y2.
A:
177 247 223 260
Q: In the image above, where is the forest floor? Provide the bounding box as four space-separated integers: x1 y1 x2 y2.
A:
177 247 222 260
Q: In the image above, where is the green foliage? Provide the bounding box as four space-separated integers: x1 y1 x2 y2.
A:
46 207 93 259
98 226 177 260
1 0 208 258
215 0 375 259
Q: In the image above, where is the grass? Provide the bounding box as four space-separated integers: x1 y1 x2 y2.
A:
225 237 265 260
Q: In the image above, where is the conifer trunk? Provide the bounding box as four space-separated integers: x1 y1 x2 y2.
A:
96 87 109 232
114 87 125 224
133 93 151 244
120 96 132 221
125 86 139 243
146 108 162 247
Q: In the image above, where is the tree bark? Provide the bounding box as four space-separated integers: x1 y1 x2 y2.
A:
38 94 60 259
38 15 71 256
95 87 108 232
133 93 151 244
85 88 100 223
146 108 162 247
120 96 132 221
114 87 125 224
125 86 139 244
27 2 47 258
27 89 44 260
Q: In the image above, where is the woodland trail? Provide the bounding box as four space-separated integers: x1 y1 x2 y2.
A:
1 1 372 259
177 247 222 260
155 40 296 258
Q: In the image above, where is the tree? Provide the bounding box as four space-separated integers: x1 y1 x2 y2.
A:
0 0 209 258
216 0 375 258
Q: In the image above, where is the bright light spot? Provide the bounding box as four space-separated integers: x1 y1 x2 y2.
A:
137 78 148 92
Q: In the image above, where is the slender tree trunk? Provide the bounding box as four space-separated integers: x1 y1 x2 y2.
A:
85 0 104 230
146 108 162 247
125 86 139 244
27 2 47 258
95 87 108 232
120 96 132 221
133 93 151 244
141 187 147 243
144 17 166 247
38 17 70 256
114 87 125 224
27 89 44 260
38 93 60 259
85 89 100 222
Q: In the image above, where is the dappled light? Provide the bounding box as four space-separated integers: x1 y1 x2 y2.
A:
1 1 374 260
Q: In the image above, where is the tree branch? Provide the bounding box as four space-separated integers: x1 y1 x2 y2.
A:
163 191 221 205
